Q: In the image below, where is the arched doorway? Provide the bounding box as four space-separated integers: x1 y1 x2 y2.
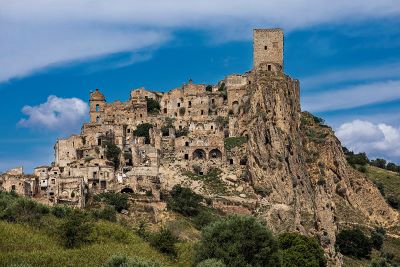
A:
209 148 222 159
121 187 134 193
193 149 206 160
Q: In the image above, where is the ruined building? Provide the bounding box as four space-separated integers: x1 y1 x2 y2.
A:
1 29 398 264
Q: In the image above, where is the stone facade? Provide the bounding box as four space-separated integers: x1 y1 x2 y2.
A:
253 28 284 69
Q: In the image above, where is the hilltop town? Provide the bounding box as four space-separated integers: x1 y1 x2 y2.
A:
1 29 399 265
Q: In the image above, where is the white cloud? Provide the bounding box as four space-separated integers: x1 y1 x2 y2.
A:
1 0 400 82
302 80 400 112
301 62 400 90
18 96 88 132
336 120 400 163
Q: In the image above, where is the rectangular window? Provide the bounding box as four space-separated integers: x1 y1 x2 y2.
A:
184 154 189 160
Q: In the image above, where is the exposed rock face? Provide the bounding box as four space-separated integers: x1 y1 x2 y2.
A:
236 63 400 265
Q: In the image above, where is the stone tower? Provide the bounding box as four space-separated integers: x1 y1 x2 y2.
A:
89 88 106 123
253 28 284 70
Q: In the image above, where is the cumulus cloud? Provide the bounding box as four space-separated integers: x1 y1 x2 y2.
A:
18 96 88 132
302 80 400 112
1 0 400 82
336 120 400 163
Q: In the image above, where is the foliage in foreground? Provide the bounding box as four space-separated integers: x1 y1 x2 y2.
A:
336 228 372 259
194 215 280 267
103 254 161 267
278 232 326 267
167 185 203 217
94 192 129 212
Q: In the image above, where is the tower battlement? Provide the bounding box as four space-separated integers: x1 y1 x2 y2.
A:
253 28 284 70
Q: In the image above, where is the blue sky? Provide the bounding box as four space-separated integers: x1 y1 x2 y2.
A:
1 1 400 172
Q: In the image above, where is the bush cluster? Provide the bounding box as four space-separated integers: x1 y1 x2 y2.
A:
335 228 372 258
94 192 129 212
194 215 281 267
104 254 161 267
146 98 160 114
167 185 203 217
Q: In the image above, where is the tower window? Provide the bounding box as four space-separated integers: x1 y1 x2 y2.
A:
268 65 272 71
188 101 192 108
201 110 204 115
264 46 268 50
96 116 101 123
96 104 100 112
177 103 181 107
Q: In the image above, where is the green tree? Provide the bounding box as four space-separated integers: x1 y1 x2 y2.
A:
278 233 326 267
104 142 121 168
335 228 372 258
0 197 49 224
167 185 203 216
58 210 93 248
371 227 386 251
146 98 160 114
387 195 400 210
149 228 178 256
194 215 280 267
371 158 387 169
94 192 129 212
91 205 117 222
134 123 153 143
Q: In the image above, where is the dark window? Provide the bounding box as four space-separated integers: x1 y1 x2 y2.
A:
201 110 204 115
185 142 189 146
264 45 268 50
188 101 192 107
229 159 234 165
211 99 215 104
177 103 181 107
211 125 214 130
268 65 272 71
100 181 107 190
98 138 102 146
164 108 167 114
184 154 189 160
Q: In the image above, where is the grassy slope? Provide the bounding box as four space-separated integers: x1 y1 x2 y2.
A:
0 219 193 267
365 165 400 199
343 165 400 266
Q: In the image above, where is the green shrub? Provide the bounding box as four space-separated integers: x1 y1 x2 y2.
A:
167 185 203 217
134 123 154 142
51 205 73 218
193 210 219 230
387 195 400 210
94 192 129 212
197 258 226 267
104 141 121 168
91 205 117 222
194 215 280 267
0 197 49 224
371 227 385 251
104 254 161 267
373 181 385 197
370 158 387 169
224 137 247 151
205 85 213 92
278 232 326 267
58 210 93 248
149 228 178 256
176 127 189 138
335 228 372 258
146 98 160 114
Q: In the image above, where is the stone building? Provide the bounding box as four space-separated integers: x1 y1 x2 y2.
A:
1 28 285 208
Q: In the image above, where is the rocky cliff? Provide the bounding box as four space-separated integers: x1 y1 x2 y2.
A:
237 65 400 265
